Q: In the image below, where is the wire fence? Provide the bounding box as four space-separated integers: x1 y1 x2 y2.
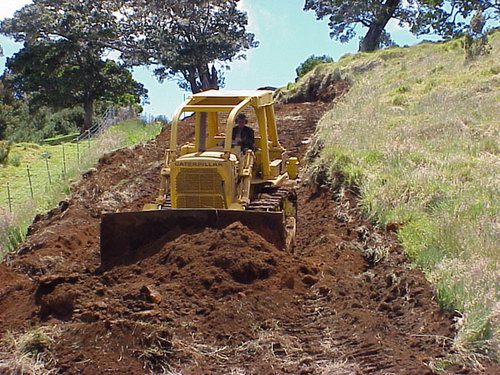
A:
1 141 90 213
0 106 137 216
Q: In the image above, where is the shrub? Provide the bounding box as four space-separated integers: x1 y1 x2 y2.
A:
5 106 81 143
296 54 334 78
0 140 11 165
8 153 21 167
463 12 491 61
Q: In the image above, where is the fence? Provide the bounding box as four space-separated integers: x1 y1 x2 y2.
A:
1 139 95 214
75 106 135 142
0 106 137 216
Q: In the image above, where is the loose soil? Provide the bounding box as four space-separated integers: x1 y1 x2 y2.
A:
0 102 496 374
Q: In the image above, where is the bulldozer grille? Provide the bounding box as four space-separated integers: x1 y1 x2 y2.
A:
175 168 225 209
177 195 224 208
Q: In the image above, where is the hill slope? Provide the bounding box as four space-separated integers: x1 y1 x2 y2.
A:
281 33 499 358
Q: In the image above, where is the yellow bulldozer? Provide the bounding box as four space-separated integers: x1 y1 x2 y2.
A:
100 90 299 267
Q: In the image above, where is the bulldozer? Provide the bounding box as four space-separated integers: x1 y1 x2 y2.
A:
100 90 299 267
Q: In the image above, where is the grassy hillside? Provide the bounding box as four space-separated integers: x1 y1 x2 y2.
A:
288 34 499 359
0 119 162 258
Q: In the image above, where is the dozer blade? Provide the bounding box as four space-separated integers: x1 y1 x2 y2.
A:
100 209 287 268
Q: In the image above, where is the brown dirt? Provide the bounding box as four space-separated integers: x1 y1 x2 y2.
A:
0 102 497 374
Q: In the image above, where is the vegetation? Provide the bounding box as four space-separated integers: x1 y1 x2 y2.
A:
287 33 499 357
0 325 61 374
0 119 162 258
120 0 258 93
4 44 147 133
296 55 334 78
0 0 147 132
0 0 255 136
304 0 499 52
463 11 492 62
0 102 82 144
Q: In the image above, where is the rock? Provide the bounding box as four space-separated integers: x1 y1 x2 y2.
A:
141 285 162 304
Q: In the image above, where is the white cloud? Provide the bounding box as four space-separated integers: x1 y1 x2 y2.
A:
0 0 32 20
228 0 261 74
237 0 259 33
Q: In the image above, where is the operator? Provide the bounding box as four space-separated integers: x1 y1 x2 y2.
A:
232 113 255 152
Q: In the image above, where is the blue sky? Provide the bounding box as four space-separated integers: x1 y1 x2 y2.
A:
1 0 439 118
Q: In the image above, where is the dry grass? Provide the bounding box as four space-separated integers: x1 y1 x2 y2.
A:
169 322 362 374
0 326 61 375
292 32 500 360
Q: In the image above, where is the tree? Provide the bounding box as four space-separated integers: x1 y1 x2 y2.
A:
304 1 499 53
5 41 147 132
0 75 18 140
304 0 411 52
119 0 258 93
462 11 491 61
411 1 499 37
0 0 147 132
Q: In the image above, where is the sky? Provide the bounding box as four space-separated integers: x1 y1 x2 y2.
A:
0 0 441 119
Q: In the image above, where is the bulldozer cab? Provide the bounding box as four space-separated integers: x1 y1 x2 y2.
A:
168 90 287 181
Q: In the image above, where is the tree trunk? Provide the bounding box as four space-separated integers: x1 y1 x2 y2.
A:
360 0 400 52
200 65 219 91
184 65 220 94
83 97 94 133
185 68 203 93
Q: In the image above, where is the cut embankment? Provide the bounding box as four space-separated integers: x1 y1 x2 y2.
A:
290 32 500 359
0 101 484 373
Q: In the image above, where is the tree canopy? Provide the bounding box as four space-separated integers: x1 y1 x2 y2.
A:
5 41 147 132
0 0 146 132
304 0 499 52
118 0 258 93
0 0 258 130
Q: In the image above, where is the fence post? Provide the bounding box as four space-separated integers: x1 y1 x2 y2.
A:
26 165 34 199
6 182 12 213
76 139 80 166
62 144 67 179
87 130 91 152
42 151 52 184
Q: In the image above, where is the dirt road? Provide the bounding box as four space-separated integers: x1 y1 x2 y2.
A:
0 102 488 374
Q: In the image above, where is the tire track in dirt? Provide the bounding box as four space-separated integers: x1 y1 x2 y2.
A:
1 101 495 374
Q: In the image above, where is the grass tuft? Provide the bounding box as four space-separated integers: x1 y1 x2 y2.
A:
0 326 61 375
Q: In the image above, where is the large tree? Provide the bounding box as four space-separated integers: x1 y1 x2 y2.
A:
304 0 499 52
5 41 147 132
118 0 258 93
0 0 147 132
411 1 499 38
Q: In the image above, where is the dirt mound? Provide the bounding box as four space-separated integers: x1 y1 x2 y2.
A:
1 102 497 374
151 222 283 286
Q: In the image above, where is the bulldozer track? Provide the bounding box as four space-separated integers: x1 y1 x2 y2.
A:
247 186 296 212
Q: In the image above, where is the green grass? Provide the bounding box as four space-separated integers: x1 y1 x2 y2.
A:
0 119 162 258
108 119 163 145
292 33 500 359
